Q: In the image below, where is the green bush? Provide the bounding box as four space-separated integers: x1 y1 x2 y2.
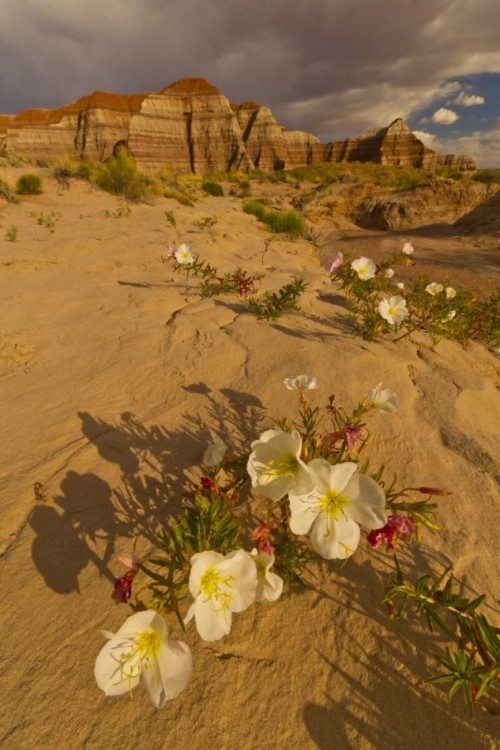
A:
163 189 195 207
472 169 500 184
16 173 43 195
202 180 224 197
243 200 305 235
95 146 158 202
0 175 19 203
77 162 94 181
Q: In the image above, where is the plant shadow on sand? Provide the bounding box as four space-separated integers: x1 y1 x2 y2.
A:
29 389 265 595
302 543 500 748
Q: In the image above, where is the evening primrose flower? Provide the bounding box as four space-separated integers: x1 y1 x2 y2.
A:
396 282 405 290
442 310 456 322
175 244 194 264
283 375 319 392
351 257 377 280
247 429 314 501
425 282 444 296
378 295 409 325
446 286 456 299
402 242 414 255
203 438 227 467
384 268 395 278
288 460 387 559
185 550 257 641
250 549 283 602
366 383 399 413
94 610 192 709
328 252 344 273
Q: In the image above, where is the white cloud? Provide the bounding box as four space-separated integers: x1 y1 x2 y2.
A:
419 116 430 124
431 107 460 124
412 130 437 146
417 128 500 167
450 92 486 106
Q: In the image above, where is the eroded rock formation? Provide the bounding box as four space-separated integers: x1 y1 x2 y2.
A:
351 179 497 230
0 78 476 173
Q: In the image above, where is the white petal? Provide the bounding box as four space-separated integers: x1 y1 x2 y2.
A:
263 572 283 602
289 497 320 535
146 641 193 708
194 596 232 641
115 610 165 638
291 464 315 496
189 551 225 598
250 430 282 450
219 550 257 612
141 657 164 708
344 473 387 529
94 636 141 697
322 461 358 494
310 513 360 560
254 474 294 501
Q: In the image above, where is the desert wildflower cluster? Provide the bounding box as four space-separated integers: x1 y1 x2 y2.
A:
330 243 500 350
95 375 500 718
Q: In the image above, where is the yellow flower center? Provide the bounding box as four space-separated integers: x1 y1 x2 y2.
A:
199 567 234 614
135 629 161 660
112 628 161 693
387 305 397 317
262 451 299 483
318 490 349 520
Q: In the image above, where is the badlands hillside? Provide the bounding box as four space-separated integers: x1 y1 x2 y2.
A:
0 77 475 172
0 156 499 750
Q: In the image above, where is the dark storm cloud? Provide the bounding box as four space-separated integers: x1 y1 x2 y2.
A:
1 0 500 143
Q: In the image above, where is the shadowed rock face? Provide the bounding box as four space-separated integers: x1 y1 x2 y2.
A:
0 78 476 173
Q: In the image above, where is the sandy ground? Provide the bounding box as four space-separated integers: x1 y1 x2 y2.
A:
0 172 499 749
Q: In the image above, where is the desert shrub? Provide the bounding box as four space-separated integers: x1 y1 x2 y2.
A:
6 226 18 241
52 155 95 187
95 147 159 202
163 189 195 206
389 167 423 191
16 173 43 195
202 180 224 197
77 162 94 181
243 200 305 235
0 174 19 203
472 169 500 184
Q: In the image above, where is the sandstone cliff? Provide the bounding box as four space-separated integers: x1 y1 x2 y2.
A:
1 78 476 173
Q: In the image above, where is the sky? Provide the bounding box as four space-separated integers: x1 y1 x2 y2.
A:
1 0 499 166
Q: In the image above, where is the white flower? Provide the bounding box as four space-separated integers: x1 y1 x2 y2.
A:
442 310 456 322
445 286 456 299
366 382 399 413
94 610 192 709
250 549 283 602
402 242 414 255
175 244 194 264
384 268 395 278
396 282 405 290
283 375 319 392
351 257 377 280
378 295 409 325
185 550 257 641
289 460 387 560
203 438 227 467
328 252 344 273
426 282 444 296
247 429 315 501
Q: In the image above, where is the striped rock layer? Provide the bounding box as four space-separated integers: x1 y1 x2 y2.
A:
0 78 476 173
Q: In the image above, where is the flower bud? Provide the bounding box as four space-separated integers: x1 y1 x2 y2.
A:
418 486 452 496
